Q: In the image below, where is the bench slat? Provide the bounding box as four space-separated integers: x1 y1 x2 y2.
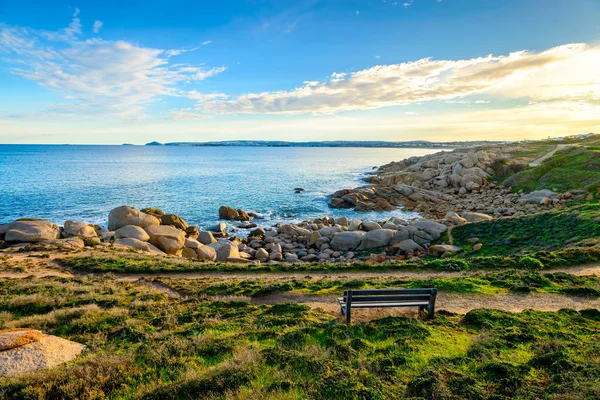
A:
343 301 429 308
341 295 432 302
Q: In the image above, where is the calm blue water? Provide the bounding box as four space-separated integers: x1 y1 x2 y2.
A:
0 145 441 230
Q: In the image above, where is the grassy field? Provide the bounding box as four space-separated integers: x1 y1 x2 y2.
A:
1 276 599 399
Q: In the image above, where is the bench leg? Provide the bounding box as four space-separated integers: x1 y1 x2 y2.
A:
340 304 345 316
427 303 435 319
345 305 351 324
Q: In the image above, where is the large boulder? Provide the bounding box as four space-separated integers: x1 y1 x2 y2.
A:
254 248 269 262
140 208 165 219
336 216 349 227
358 229 394 250
115 225 150 242
0 329 84 377
160 214 188 230
362 221 382 231
213 241 240 261
197 231 217 245
219 206 239 220
428 244 462 257
108 206 160 231
5 220 60 242
182 247 198 259
0 224 9 241
389 227 411 245
348 219 362 231
410 220 447 240
461 212 493 223
518 190 558 205
195 245 217 261
393 239 423 253
330 231 365 251
114 238 163 254
62 221 97 239
144 225 186 256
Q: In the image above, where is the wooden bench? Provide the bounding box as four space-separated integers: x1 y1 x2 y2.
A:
338 288 437 324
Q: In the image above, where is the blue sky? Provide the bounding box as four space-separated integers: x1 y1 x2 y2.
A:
1 0 599 144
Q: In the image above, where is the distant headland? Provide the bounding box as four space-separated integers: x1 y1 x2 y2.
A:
138 140 502 148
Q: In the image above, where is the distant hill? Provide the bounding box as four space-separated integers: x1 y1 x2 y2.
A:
143 140 502 148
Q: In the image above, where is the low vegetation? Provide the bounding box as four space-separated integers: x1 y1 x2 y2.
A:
504 146 600 192
451 204 600 255
59 245 600 277
1 276 599 399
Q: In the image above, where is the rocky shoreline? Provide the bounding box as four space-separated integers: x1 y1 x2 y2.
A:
0 205 466 263
0 146 588 265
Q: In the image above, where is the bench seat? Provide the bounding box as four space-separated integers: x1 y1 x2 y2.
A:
338 299 430 308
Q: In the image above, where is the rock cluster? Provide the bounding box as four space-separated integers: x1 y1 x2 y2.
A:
0 204 496 263
328 148 574 219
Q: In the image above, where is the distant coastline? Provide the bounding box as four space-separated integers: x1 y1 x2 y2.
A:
142 140 501 148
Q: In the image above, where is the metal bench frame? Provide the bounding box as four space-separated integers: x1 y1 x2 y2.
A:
338 288 437 324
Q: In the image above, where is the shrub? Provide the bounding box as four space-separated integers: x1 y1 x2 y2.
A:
518 257 544 270
428 259 469 271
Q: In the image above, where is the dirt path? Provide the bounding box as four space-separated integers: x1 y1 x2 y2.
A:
250 291 600 321
529 144 580 167
2 252 600 316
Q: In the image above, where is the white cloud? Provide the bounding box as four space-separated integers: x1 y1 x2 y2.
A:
202 43 600 115
92 20 103 34
0 12 226 119
202 40 212 45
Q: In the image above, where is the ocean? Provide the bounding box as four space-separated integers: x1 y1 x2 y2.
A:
0 145 442 230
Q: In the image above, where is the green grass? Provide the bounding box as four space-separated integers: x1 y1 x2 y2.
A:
153 270 600 298
1 276 599 399
504 147 600 192
450 204 600 255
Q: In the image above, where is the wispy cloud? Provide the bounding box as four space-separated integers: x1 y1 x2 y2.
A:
0 11 226 119
202 43 600 115
92 20 103 34
202 40 212 45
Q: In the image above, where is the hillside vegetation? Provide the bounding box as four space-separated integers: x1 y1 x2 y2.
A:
451 204 600 256
504 146 600 193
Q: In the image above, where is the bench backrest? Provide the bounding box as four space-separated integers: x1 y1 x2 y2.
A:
342 288 437 303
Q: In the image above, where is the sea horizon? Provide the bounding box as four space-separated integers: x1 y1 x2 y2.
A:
0 145 443 230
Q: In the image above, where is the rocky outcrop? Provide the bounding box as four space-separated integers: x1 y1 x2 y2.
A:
4 220 61 242
108 206 160 231
328 147 567 219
